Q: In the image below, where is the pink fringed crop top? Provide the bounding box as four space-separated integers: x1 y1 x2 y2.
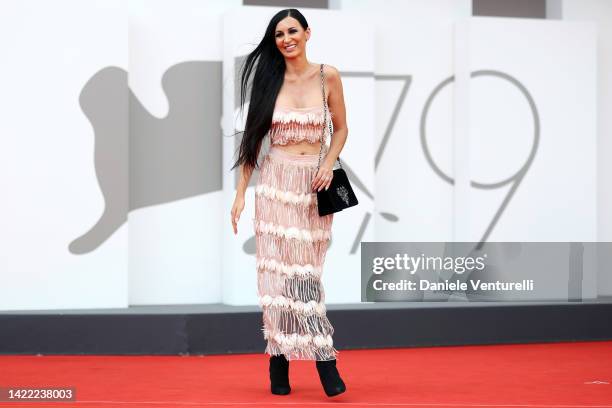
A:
269 105 333 146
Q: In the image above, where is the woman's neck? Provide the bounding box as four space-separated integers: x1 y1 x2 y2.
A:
284 56 312 79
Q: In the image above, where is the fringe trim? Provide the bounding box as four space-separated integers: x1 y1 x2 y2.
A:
254 219 331 242
269 123 322 146
257 272 324 303
255 233 330 266
271 108 331 124
257 154 319 188
254 196 331 234
259 294 327 315
269 109 334 146
265 341 339 361
265 330 333 349
255 183 316 206
260 308 339 361
257 257 322 278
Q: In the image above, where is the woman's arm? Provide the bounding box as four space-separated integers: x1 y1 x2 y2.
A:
235 142 262 197
323 64 348 168
231 142 261 234
311 64 348 192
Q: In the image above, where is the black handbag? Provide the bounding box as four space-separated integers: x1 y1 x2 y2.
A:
316 64 359 216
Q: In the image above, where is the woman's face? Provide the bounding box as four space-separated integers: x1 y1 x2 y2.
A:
274 16 310 59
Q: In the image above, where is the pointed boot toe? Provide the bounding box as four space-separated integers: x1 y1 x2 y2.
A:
316 359 346 397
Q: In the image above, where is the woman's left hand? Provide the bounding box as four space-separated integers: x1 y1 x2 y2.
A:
312 164 334 192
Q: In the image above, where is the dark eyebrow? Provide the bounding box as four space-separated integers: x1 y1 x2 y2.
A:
275 27 297 33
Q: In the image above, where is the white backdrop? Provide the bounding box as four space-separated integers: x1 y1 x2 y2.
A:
461 17 597 243
555 0 612 298
0 0 128 310
373 18 458 243
127 0 240 305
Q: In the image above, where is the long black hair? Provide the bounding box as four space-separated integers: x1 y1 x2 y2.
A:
230 8 309 171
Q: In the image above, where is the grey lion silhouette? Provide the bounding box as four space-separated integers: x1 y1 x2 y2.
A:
69 62 222 254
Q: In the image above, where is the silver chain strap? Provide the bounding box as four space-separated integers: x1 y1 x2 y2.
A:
317 63 343 172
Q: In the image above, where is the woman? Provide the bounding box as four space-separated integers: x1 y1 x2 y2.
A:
230 8 348 398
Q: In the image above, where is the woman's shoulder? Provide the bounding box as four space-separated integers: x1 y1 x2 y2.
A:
319 64 341 91
318 63 339 79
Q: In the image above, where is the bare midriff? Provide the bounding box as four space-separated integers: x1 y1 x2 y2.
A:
273 141 322 155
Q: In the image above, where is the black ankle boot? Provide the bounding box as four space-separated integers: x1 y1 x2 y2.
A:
316 359 346 397
269 354 291 395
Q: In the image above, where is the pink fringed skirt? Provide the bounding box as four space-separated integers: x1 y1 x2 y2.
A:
253 145 338 361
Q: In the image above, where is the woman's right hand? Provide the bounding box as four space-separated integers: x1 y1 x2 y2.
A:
231 194 245 235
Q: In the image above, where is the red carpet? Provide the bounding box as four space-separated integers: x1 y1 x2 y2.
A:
1 341 611 407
